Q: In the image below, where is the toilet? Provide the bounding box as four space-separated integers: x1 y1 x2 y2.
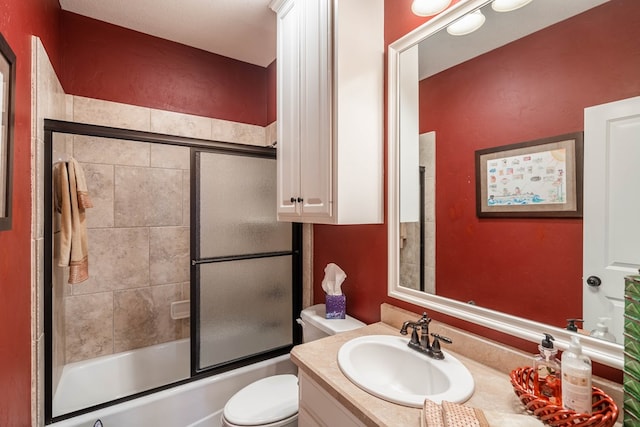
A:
221 304 365 427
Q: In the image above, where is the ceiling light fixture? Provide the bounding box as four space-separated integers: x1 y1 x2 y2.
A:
491 0 533 13
411 0 452 17
446 10 486 36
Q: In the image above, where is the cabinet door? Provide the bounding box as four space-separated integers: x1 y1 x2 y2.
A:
276 0 302 218
298 0 332 221
299 371 366 427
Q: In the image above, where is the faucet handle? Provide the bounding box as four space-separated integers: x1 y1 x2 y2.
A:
430 333 452 360
431 333 452 344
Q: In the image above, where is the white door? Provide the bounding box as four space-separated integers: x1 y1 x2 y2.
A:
583 96 640 343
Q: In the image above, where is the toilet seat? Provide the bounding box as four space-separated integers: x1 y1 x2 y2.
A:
222 374 298 426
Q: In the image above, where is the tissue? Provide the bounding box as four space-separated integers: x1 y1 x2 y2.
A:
322 263 347 319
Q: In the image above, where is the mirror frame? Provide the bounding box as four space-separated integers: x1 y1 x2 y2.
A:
387 0 622 369
0 32 15 232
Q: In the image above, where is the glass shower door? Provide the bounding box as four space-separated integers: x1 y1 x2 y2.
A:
193 149 297 372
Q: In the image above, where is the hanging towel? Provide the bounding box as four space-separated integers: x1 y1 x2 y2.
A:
54 159 93 284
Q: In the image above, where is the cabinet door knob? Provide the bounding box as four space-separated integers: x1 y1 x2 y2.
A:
297 197 303 203
290 197 296 203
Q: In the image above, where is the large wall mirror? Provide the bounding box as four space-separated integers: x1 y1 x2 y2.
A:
0 32 15 231
388 0 640 369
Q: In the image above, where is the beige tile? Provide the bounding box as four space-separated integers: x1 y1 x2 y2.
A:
182 169 190 226
52 263 66 390
150 144 190 170
65 94 74 121
150 109 210 140
399 261 420 291
265 121 277 146
72 227 150 295
113 284 182 352
34 138 44 240
34 37 66 142
179 281 191 339
35 238 45 339
149 226 190 285
115 166 184 227
425 222 435 269
211 118 265 146
65 292 114 363
35 334 45 427
83 163 114 229
73 135 150 167
72 96 151 131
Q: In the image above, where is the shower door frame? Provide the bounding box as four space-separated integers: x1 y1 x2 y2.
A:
43 119 302 424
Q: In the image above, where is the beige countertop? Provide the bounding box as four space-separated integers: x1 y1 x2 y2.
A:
291 321 545 426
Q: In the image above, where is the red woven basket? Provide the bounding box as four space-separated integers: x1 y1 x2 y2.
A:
510 367 619 427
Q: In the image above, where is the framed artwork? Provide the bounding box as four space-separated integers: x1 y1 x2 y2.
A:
0 32 15 231
475 132 583 218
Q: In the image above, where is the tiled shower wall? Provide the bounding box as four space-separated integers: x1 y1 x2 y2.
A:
53 136 191 363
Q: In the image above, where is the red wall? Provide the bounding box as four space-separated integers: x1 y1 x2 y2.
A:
0 0 61 425
314 0 638 379
1 7 273 424
60 12 270 126
424 0 640 327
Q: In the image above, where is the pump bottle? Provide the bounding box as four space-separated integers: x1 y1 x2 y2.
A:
533 333 561 405
561 336 592 414
589 317 616 343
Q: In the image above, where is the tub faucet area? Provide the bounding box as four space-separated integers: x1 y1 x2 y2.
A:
400 312 452 360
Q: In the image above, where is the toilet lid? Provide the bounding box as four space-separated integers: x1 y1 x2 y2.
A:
224 374 298 426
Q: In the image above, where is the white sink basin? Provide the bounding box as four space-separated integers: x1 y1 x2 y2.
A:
337 335 474 408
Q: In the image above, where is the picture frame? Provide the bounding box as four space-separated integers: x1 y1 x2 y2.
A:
0 32 15 231
475 132 583 218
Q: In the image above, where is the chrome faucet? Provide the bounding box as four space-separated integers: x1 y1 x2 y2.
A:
399 312 452 360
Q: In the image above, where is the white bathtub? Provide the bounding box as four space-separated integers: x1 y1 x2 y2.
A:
51 339 297 427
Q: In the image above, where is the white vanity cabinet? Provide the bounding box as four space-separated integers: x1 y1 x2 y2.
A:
298 371 366 427
270 0 384 224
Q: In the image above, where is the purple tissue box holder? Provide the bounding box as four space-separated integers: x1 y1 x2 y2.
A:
325 295 346 319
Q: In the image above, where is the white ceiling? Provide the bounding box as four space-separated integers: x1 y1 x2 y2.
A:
59 0 277 68
418 0 609 79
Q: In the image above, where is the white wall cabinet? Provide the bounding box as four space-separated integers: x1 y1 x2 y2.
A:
270 0 384 224
298 371 366 427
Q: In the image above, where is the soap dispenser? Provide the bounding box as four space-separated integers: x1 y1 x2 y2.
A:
566 318 584 333
590 317 616 342
533 333 562 405
561 336 592 414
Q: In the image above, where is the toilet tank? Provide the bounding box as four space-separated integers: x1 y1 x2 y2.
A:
298 304 365 343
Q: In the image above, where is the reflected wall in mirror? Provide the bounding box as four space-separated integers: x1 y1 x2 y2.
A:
391 0 640 367
0 32 16 231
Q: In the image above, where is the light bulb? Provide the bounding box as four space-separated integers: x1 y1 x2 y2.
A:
411 0 452 17
446 10 486 36
491 0 533 13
